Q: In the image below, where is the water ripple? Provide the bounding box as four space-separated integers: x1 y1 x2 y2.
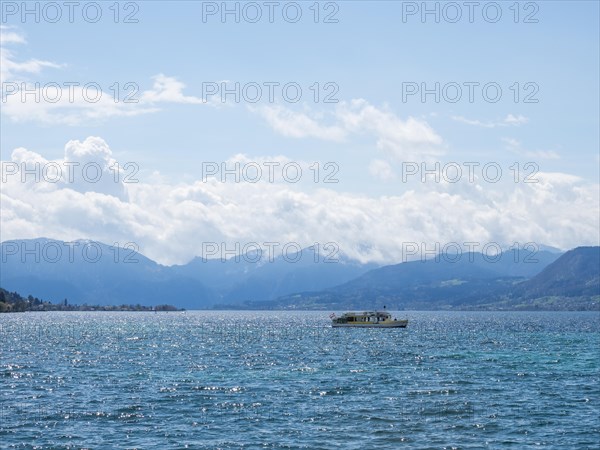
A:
0 311 598 449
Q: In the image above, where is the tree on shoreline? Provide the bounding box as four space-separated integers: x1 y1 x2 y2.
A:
0 287 182 312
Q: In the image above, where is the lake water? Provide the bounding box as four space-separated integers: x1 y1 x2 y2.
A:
1 311 599 449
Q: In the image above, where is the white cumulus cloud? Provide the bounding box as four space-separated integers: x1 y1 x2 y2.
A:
1 137 598 266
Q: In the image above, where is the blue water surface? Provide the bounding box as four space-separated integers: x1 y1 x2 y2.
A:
1 311 599 449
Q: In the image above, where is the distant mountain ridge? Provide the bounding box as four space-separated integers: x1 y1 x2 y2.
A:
170 246 378 304
0 238 375 309
2 239 598 310
271 247 599 311
0 238 212 309
515 246 600 299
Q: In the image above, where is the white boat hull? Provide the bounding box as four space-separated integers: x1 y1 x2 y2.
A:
332 320 408 328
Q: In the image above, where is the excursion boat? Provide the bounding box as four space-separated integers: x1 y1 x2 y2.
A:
330 311 408 328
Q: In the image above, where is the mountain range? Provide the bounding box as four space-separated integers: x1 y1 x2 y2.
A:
0 238 375 309
1 239 598 310
272 246 599 310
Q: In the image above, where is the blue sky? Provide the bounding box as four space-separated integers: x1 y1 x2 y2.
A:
1 1 599 264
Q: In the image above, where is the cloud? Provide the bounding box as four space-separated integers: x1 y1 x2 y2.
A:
503 114 529 126
1 87 161 125
2 138 598 266
452 114 529 128
0 26 26 44
502 137 561 160
368 159 396 181
3 137 128 201
339 99 443 160
0 29 213 125
253 100 444 161
523 150 560 160
1 75 209 126
502 137 520 148
0 27 61 84
251 105 346 141
140 74 205 105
